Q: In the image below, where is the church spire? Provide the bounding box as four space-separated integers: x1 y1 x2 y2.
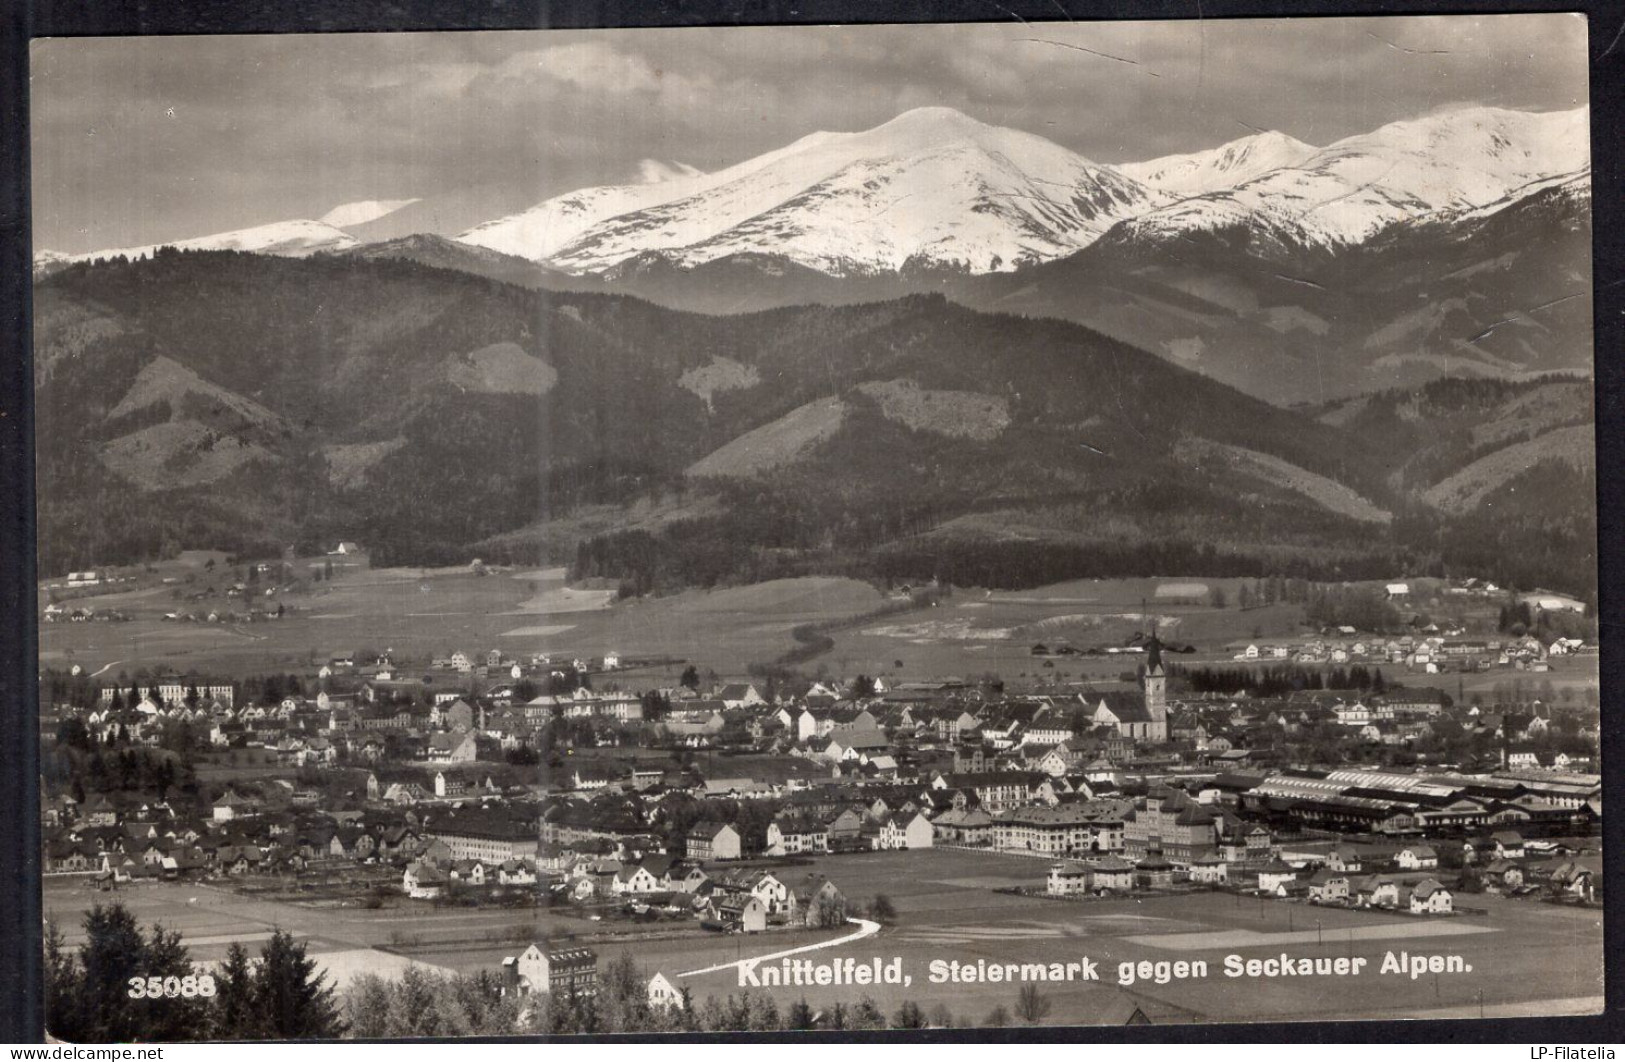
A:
1142 607 1168 726
1144 604 1164 674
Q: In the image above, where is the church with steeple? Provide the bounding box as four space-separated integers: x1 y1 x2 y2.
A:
1143 627 1168 722
1086 623 1169 743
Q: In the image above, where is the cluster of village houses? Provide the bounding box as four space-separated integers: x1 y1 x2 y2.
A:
1218 630 1590 674
40 634 1602 1005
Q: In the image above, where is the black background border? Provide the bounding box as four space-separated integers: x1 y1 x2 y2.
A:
2 0 1621 1045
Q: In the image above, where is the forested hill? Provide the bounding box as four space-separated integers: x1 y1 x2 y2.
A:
32 250 1593 597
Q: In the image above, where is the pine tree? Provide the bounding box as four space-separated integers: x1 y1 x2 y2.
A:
59 904 209 1042
43 924 79 1039
213 942 259 1037
143 924 211 1041
894 1000 927 1028
786 997 816 1030
254 929 345 1038
74 903 150 1041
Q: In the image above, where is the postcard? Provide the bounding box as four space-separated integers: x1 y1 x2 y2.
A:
30 15 1600 1039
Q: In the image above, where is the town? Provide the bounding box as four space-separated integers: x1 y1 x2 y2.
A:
38 559 1603 1031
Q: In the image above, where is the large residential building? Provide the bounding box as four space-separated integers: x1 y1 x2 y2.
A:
993 804 1124 857
511 945 598 997
687 821 743 861
425 809 538 862
1123 786 1219 863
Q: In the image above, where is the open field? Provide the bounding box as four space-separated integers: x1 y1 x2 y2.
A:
43 845 1602 1028
594 849 1601 1027
38 567 887 680
42 877 693 989
40 564 1595 702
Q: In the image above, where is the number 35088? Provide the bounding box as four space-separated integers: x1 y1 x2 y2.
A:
127 974 216 999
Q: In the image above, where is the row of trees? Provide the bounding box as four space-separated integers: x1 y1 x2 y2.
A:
1303 586 1403 633
45 904 343 1042
516 953 1057 1034
42 738 194 805
1171 664 1391 698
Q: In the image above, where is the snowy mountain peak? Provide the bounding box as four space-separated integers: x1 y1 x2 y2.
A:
1120 130 1318 198
319 198 421 228
457 106 1159 275
873 105 989 134
33 218 358 274
637 159 704 184
1109 103 1589 254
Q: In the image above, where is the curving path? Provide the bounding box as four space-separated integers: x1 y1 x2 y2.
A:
677 917 881 978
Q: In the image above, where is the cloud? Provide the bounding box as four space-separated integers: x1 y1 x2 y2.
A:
28 17 1590 253
529 41 665 93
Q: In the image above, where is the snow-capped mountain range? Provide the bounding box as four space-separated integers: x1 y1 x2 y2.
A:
35 104 1589 277
460 106 1164 275
38 218 359 270
1108 105 1589 255
1117 129 1318 198
33 199 422 271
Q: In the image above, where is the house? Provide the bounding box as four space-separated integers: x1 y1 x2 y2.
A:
1489 831 1525 860
403 861 447 899
383 782 431 806
497 859 537 886
427 731 479 763
1326 845 1364 873
929 806 995 846
647 972 683 1010
1358 875 1402 908
766 815 829 856
1409 879 1453 915
1256 860 1297 895
710 894 767 933
613 863 661 895
663 862 710 894
796 876 848 928
1135 856 1175 889
211 791 249 822
1394 845 1438 871
1083 855 1134 892
1307 870 1351 905
716 684 766 710
825 807 867 849
1188 852 1228 885
716 869 792 915
512 944 598 997
877 811 934 851
930 770 1055 813
824 729 890 764
1047 861 1092 896
687 821 743 862
1546 861 1596 901
1483 859 1525 890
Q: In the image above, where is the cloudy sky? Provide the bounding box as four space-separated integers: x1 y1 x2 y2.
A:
30 15 1589 254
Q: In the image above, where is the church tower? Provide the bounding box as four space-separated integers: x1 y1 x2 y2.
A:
1143 621 1167 724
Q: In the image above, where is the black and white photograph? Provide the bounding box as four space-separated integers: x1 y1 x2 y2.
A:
25 14 1604 1040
